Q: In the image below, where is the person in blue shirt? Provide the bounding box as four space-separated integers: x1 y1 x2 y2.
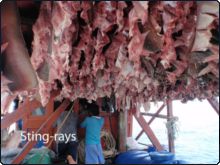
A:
80 103 105 164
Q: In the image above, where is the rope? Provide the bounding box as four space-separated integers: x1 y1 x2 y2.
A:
37 104 74 164
165 116 179 140
78 130 117 163
101 130 117 158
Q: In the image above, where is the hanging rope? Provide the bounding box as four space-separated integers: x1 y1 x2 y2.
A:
78 130 117 163
165 116 179 140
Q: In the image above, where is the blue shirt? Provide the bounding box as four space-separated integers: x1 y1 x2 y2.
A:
80 116 104 145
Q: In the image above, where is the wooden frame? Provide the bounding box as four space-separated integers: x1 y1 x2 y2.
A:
11 100 70 164
135 103 166 140
133 110 164 151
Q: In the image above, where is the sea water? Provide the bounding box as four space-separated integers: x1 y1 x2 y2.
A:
132 99 219 164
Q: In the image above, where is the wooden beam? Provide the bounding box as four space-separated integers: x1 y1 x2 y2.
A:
2 91 59 130
135 130 143 141
148 103 166 124
1 99 41 129
23 118 47 129
40 100 70 132
133 111 163 151
11 99 70 164
167 100 175 153
141 113 168 119
45 96 54 115
135 103 165 140
207 98 219 115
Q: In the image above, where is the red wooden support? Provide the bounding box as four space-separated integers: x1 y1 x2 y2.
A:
11 99 70 164
24 90 60 129
97 98 102 111
142 113 168 119
1 99 41 129
133 111 163 151
135 130 143 141
40 100 70 132
23 99 32 130
135 103 165 140
148 103 166 125
24 119 47 129
167 100 175 153
73 99 80 113
127 110 133 137
207 98 219 115
44 95 55 147
45 96 54 115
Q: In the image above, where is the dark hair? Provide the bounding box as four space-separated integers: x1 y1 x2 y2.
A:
88 103 100 116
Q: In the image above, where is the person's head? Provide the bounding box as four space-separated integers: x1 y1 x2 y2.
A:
88 103 100 116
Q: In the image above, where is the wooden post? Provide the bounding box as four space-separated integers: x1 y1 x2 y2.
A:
207 98 219 115
127 110 133 137
167 100 175 153
73 99 80 113
118 110 127 152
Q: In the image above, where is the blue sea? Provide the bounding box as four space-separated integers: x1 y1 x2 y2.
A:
132 99 219 164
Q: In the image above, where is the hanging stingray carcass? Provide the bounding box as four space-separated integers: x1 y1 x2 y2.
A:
1 1 38 114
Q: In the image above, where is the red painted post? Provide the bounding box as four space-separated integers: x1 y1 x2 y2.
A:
167 100 175 153
97 98 102 111
127 110 133 137
73 99 80 113
207 98 219 115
